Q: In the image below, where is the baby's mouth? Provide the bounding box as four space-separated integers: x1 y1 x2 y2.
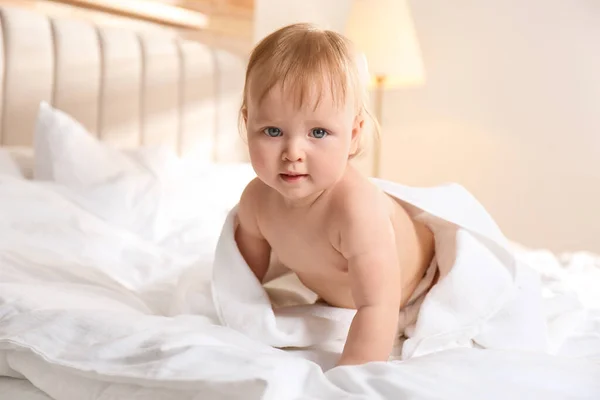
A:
279 173 308 182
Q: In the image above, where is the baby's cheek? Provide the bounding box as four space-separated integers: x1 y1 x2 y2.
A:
248 145 271 172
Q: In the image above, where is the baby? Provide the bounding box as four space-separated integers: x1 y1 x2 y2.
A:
235 23 435 366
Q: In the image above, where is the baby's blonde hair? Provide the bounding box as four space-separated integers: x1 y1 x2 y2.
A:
240 23 379 158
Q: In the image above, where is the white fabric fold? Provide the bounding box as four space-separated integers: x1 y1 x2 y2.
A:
212 180 549 358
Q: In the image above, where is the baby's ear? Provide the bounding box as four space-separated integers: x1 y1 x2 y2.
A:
350 113 365 153
241 107 248 124
353 113 365 138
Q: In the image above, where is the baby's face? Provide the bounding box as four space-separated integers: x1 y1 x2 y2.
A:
245 82 362 204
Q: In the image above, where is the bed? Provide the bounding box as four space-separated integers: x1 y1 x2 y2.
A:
0 4 599 400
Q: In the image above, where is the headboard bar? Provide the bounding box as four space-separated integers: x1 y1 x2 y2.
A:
0 5 248 163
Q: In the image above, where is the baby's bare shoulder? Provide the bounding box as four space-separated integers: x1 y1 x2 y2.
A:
237 178 271 231
329 174 392 222
326 173 400 269
325 174 394 250
240 177 269 204
239 178 263 211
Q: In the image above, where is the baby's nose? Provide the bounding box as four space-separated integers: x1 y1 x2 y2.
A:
282 139 305 162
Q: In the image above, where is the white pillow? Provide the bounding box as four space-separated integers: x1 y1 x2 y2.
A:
34 102 177 185
0 148 23 178
33 102 181 241
33 102 256 246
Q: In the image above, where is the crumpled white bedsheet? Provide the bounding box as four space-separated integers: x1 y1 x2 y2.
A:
1 176 599 400
212 179 556 360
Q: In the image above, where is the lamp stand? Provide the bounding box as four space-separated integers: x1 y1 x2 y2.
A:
373 75 386 178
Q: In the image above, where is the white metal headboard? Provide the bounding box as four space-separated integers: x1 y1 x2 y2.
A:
0 5 248 163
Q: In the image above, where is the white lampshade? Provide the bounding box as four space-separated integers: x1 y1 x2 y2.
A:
345 0 425 88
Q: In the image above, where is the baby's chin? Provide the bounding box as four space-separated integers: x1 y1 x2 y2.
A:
266 178 328 204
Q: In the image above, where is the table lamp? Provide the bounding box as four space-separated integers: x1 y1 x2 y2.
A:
345 0 425 177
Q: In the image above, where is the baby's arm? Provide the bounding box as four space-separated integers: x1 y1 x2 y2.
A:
336 192 402 366
235 179 271 283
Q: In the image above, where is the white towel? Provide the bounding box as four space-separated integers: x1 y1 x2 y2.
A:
211 179 549 359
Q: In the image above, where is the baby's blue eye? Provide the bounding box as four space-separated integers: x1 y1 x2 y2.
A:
311 128 328 139
263 127 282 137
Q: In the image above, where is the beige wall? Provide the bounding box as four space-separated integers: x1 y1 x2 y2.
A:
255 0 600 253
382 0 600 253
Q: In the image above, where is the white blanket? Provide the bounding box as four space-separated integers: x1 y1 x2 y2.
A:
1 176 599 399
212 179 552 359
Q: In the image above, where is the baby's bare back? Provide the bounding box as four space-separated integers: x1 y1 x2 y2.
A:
255 171 435 310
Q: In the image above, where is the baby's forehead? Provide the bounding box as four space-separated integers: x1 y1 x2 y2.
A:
250 79 354 113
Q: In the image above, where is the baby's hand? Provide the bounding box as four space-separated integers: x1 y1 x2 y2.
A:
337 304 399 366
